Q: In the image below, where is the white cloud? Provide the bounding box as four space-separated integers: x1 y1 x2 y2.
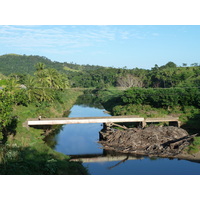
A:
0 25 158 58
0 25 118 50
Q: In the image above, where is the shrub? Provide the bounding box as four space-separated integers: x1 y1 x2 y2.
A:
121 87 200 109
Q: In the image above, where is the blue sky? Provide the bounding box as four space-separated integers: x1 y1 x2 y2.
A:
0 25 200 69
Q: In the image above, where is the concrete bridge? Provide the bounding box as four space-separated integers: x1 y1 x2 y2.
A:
24 115 180 128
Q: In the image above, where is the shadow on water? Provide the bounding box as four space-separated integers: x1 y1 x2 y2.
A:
43 125 64 148
0 145 88 175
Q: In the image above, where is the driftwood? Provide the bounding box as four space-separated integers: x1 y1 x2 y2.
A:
99 126 196 157
108 123 128 130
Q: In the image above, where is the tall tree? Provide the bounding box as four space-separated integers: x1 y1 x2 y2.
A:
117 74 143 88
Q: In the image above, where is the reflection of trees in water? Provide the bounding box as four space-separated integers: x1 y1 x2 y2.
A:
75 93 104 109
44 93 105 148
43 125 64 148
44 109 71 148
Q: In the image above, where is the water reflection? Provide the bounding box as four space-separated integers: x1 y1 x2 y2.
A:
46 103 110 155
83 156 200 175
70 150 143 163
75 92 103 109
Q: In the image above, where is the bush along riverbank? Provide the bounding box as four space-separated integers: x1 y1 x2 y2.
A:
0 64 88 175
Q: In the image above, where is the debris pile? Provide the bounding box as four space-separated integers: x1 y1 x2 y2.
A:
99 126 196 157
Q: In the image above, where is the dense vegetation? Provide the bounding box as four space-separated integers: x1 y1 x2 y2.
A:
0 54 106 76
1 54 200 173
0 61 88 174
121 87 200 109
0 62 70 139
0 54 200 89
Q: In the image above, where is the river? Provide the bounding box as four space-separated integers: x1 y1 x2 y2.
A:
46 99 200 175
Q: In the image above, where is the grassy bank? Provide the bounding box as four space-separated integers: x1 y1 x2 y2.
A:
0 89 88 175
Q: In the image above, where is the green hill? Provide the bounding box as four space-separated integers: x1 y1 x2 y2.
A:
0 54 199 89
0 54 105 76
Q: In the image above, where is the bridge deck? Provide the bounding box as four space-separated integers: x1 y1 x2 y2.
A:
145 117 179 122
25 115 180 127
27 115 144 126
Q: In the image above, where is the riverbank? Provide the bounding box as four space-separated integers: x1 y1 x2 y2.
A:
0 89 89 175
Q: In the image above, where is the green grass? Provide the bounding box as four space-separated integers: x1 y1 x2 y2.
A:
0 143 87 175
112 104 170 118
63 66 80 72
187 137 200 154
0 90 88 175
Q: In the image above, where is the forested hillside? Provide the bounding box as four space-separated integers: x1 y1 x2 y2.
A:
0 54 105 75
0 54 200 89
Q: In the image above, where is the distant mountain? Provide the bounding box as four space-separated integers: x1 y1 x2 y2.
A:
0 54 105 75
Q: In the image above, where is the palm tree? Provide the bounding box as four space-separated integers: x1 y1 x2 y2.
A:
25 75 55 103
25 75 39 102
34 62 46 72
25 63 70 103
46 68 60 89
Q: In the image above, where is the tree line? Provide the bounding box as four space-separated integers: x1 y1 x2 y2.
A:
0 54 200 90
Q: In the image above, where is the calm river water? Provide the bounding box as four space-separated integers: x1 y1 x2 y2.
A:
48 101 200 175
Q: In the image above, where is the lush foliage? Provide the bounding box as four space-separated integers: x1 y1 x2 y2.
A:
0 54 121 88
0 143 87 175
149 63 200 88
0 91 14 140
0 61 89 174
0 62 70 141
1 55 200 90
0 54 105 75
25 63 69 103
121 87 200 109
